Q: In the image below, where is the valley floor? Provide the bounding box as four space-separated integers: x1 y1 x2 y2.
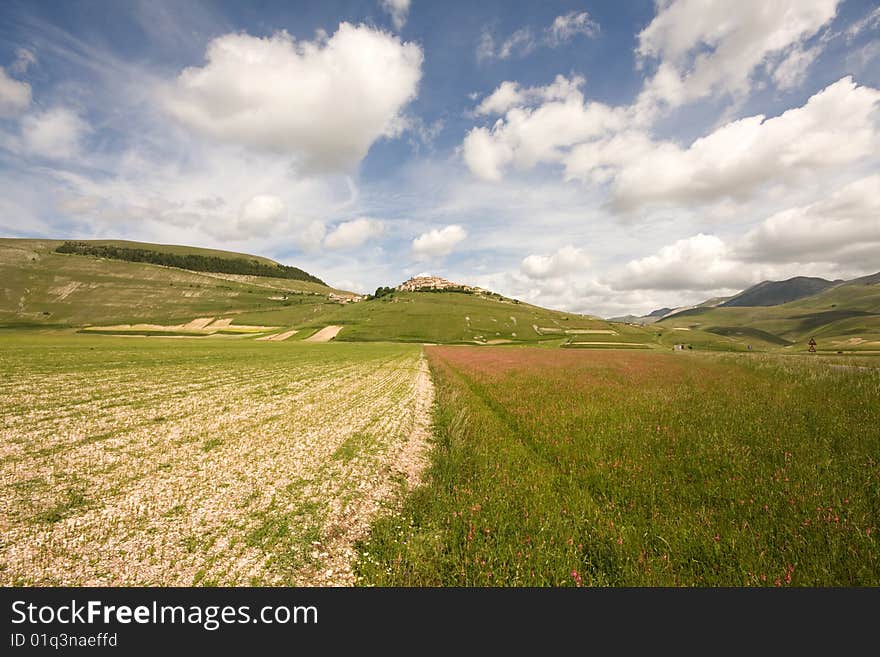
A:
2 333 878 586
0 335 430 585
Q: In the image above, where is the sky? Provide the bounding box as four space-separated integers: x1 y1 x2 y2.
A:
1 0 879 317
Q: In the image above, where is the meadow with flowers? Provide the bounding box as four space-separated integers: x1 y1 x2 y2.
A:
357 347 880 586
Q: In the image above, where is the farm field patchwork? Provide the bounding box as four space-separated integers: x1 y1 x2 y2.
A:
0 334 431 586
357 347 880 586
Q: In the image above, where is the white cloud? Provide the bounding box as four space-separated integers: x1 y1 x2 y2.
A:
738 174 880 267
21 107 89 159
771 44 822 90
463 75 625 181
324 217 385 250
380 0 411 31
476 29 497 62
412 224 466 259
547 11 599 46
846 6 880 40
606 174 880 299
478 11 599 61
11 48 37 75
461 127 512 182
163 24 423 172
239 194 286 233
498 29 537 60
521 245 590 279
612 234 749 292
0 66 32 116
635 0 840 114
606 77 880 211
291 219 327 252
474 81 524 116
474 75 585 116
475 76 880 211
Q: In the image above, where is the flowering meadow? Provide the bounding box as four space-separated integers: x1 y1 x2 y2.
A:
357 347 880 586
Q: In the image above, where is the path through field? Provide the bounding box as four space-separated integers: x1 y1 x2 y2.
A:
0 336 431 585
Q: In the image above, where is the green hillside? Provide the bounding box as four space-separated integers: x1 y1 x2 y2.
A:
4 238 878 353
658 278 880 352
55 240 325 284
233 289 665 346
1 238 663 347
0 238 341 328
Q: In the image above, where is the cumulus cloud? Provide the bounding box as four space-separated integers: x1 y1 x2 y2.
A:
635 0 839 115
21 107 89 159
606 77 880 211
380 0 411 31
291 219 327 252
477 11 599 61
163 24 423 172
521 245 590 279
238 194 286 233
471 75 880 212
738 174 880 267
0 66 32 116
462 75 625 181
612 234 749 292
324 217 385 250
607 174 880 298
474 75 585 116
412 224 466 260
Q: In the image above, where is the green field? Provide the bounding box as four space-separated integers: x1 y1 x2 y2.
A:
0 238 345 328
0 334 430 586
357 347 880 586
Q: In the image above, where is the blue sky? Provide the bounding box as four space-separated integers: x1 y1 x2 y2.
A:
1 0 878 316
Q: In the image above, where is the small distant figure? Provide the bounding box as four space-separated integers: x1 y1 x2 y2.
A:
808 337 817 354
747 344 752 351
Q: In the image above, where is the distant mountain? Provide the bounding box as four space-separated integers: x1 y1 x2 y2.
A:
719 276 839 307
847 271 880 286
653 271 880 352
646 307 673 318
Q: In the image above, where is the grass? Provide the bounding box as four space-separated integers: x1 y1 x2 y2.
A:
0 238 342 328
356 347 880 586
235 290 661 347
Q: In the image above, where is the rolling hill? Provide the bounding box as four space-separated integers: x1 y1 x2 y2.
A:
3 238 878 352
0 238 346 328
657 274 880 352
1 238 664 348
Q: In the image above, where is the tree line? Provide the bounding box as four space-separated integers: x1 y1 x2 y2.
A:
55 242 326 285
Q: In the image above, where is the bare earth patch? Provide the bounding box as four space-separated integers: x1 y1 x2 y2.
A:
0 342 429 586
184 317 215 330
303 354 434 585
256 329 299 342
305 326 343 342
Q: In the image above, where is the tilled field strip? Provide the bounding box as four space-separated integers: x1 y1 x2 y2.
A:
0 341 432 585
